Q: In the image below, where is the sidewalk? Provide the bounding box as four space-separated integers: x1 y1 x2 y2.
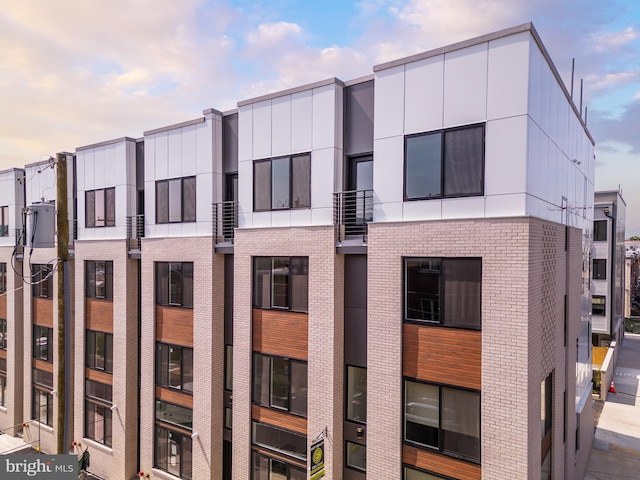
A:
585 333 640 479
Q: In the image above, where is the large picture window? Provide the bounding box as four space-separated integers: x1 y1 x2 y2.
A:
156 177 196 223
85 379 113 446
86 330 113 373
405 124 484 200
253 257 308 312
252 451 306 480
253 353 307 417
252 421 307 462
405 258 481 329
155 425 192 480
85 188 115 227
86 261 113 300
0 206 8 236
254 154 311 211
404 380 480 463
346 366 367 423
32 264 53 299
33 325 53 362
156 262 193 308
0 263 6 293
156 343 193 393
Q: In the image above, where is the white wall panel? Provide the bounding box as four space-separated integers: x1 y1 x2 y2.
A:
548 84 559 145
442 197 485 219
144 137 155 181
405 55 444 135
402 199 442 221
154 132 169 180
196 173 213 224
252 211 272 228
104 145 118 187
374 66 405 139
237 160 253 221
527 39 543 126
311 148 335 209
94 147 106 189
526 122 542 199
443 42 488 127
272 95 292 156
312 85 337 150
485 193 526 218
290 209 312 226
238 105 253 162
180 221 198 237
167 129 182 179
253 100 272 159
115 185 127 227
485 116 527 195
374 201 403 223
291 90 313 153
144 180 156 224
271 210 291 227
181 124 198 176
310 207 332 226
84 151 95 191
76 153 86 191
539 67 552 136
196 121 213 174
487 32 530 120
213 117 223 177
373 136 403 205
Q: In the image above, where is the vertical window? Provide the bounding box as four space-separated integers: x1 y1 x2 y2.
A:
253 154 311 212
32 368 53 426
252 353 307 417
0 206 8 236
86 331 113 373
156 343 194 393
156 177 197 224
86 261 113 300
0 358 6 407
252 451 306 480
405 124 484 200
85 380 113 446
346 366 367 423
346 441 366 472
404 258 481 329
252 422 307 461
592 296 606 316
252 257 308 312
156 262 193 308
85 188 116 228
403 466 451 480
155 425 192 480
32 264 53 298
0 319 6 350
225 345 233 391
0 263 6 293
33 325 53 362
593 220 607 242
541 373 552 474
592 259 606 280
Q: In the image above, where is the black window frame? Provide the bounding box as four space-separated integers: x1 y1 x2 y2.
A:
252 352 308 417
0 375 6 407
593 220 607 242
592 259 607 280
85 260 113 300
592 295 606 317
155 400 193 431
86 330 113 373
31 264 53 299
156 342 194 394
404 257 482 330
403 465 456 480
33 325 53 362
32 368 53 426
155 262 194 308
403 378 481 464
253 154 311 212
251 450 306 480
404 123 485 201
0 318 6 350
155 176 197 224
85 187 116 228
84 379 113 446
252 257 308 312
0 262 6 293
345 365 367 424
345 441 366 473
0 206 8 237
154 424 193 480
251 421 307 462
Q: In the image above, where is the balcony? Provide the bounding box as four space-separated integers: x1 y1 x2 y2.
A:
333 189 373 251
126 214 144 258
212 201 237 253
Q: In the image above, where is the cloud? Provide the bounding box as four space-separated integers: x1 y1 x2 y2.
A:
589 99 640 154
591 26 640 51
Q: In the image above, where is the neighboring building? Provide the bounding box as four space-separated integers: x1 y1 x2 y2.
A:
625 243 640 318
0 22 596 480
592 191 626 350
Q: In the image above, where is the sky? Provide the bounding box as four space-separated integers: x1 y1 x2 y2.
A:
1 0 639 235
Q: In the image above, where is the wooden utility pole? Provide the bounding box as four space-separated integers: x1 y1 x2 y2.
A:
55 153 69 454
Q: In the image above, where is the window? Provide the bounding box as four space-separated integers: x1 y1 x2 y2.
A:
0 318 6 350
541 373 552 479
253 257 308 312
155 425 192 480
254 154 311 211
156 343 193 393
405 124 484 200
592 296 606 316
32 368 53 426
404 380 480 463
252 451 306 480
156 262 194 308
346 366 366 423
33 325 53 362
404 466 453 480
156 401 193 430
346 441 366 472
225 345 233 391
405 258 481 329
252 421 307 461
86 261 113 299
0 358 6 407
86 331 113 373
593 220 607 242
85 188 115 227
156 177 196 223
0 263 6 293
592 259 606 280
253 353 307 417
0 206 8 236
32 264 53 298
85 380 112 446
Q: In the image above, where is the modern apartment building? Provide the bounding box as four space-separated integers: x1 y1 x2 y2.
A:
0 22 596 480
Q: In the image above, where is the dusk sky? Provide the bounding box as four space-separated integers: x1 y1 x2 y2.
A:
1 0 639 235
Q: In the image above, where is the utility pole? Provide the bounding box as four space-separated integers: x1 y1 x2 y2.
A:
55 153 69 454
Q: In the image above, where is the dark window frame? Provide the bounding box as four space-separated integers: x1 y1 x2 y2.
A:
0 318 6 350
154 423 193 480
592 259 607 280
593 220 607 242
85 261 113 300
0 206 8 237
0 375 6 407
251 450 306 480
155 400 193 431
592 295 606 316
156 342 194 394
252 257 309 313
85 187 116 228
253 154 311 212
251 421 307 462
33 325 53 362
32 264 53 299
345 365 367 424
404 123 485 201
345 441 366 473
155 176 197 224
0 262 6 293
155 262 194 308
86 330 113 373
403 465 456 480
85 400 113 447
32 387 53 426
252 352 308 417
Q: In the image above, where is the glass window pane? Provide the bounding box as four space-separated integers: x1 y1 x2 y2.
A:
291 154 310 208
167 431 181 476
405 259 441 322
105 261 113 300
183 348 193 393
156 181 169 223
225 345 233 391
156 263 169 305
168 179 182 222
95 262 106 298
155 401 193 430
155 426 168 472
182 177 196 222
346 442 366 471
182 263 193 308
406 133 441 199
224 407 232 429
347 366 367 423
443 125 484 197
252 451 269 480
181 435 192 479
168 345 182 389
443 258 481 329
86 331 96 369
252 421 307 461
94 189 105 227
169 263 182 305
593 259 606 280
592 296 606 316
85 191 95 227
272 258 289 308
404 466 446 480
253 354 270 406
157 343 169 387
105 188 116 226
290 465 306 480
290 361 307 416
254 161 271 211
272 157 290 209
441 387 480 461
270 356 289 410
290 258 308 312
105 333 113 373
594 220 607 241
253 258 271 308
405 381 439 448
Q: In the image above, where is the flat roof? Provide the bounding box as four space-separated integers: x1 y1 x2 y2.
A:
143 117 206 136
237 77 344 107
76 136 136 152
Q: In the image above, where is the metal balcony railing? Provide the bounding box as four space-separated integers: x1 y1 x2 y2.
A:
126 214 144 251
333 189 373 243
212 201 238 244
